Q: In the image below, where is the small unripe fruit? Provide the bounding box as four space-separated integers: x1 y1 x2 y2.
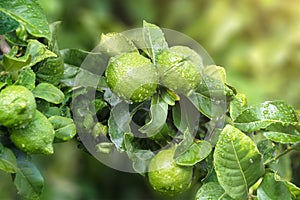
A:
0 85 36 128
148 147 193 196
157 46 202 95
105 52 158 103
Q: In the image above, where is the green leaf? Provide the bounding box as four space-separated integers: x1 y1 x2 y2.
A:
160 88 177 106
14 159 44 200
234 101 298 132
60 48 104 87
15 68 36 90
195 182 234 200
188 91 227 118
2 40 57 71
257 173 292 200
32 83 64 104
174 128 194 157
172 95 200 133
214 125 265 199
0 145 18 173
257 140 276 164
230 93 247 121
48 116 76 142
61 48 103 73
99 32 138 56
124 133 154 174
285 181 300 200
197 74 234 99
34 22 64 85
174 140 212 166
204 65 227 83
0 0 51 40
61 48 90 67
263 132 300 144
142 20 168 64
108 102 132 150
139 94 168 137
0 11 19 34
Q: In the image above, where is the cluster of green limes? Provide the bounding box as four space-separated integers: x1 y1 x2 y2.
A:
0 85 55 154
105 46 202 103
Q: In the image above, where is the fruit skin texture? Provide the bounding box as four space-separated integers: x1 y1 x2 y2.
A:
0 85 36 128
157 46 202 95
10 110 55 155
148 147 193 196
105 52 158 103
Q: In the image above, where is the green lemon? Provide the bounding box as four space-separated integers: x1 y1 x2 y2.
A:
10 110 55 154
0 85 36 128
148 147 193 196
105 52 158 102
157 46 202 95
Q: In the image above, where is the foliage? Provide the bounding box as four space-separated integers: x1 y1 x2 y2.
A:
1 1 300 200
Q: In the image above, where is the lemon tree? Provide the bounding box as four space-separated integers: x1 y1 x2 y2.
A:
1 1 300 200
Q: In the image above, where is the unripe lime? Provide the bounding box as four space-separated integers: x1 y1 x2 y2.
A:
10 110 55 154
148 147 193 196
0 85 36 128
157 46 202 94
105 52 158 103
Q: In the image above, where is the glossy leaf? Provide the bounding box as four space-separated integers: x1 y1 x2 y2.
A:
32 83 64 104
214 125 265 199
0 145 18 173
0 11 19 34
174 140 212 166
160 88 176 106
195 182 233 200
257 140 276 164
124 133 154 174
174 128 194 158
15 68 36 90
60 48 104 87
188 91 227 118
2 40 56 71
48 116 76 142
257 173 292 200
263 132 300 144
139 94 168 137
197 74 234 99
99 32 138 56
61 48 104 74
0 0 51 39
143 20 168 64
285 181 300 200
204 65 226 83
172 95 200 133
108 102 131 150
230 93 247 121
14 159 44 200
34 22 64 85
234 101 298 132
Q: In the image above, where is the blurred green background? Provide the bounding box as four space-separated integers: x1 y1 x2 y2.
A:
1 0 299 199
